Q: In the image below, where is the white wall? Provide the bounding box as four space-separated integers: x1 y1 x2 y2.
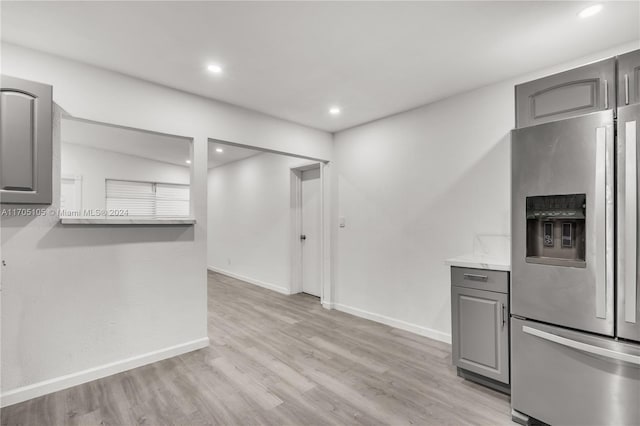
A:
62 143 191 212
0 43 332 406
207 152 311 294
331 40 640 343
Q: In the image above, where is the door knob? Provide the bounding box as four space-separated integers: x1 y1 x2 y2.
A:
300 235 306 241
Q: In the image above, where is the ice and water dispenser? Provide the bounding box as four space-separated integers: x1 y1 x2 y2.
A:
526 194 586 267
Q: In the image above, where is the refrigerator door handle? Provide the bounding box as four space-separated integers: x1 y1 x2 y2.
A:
595 126 612 319
523 325 640 366
624 120 637 324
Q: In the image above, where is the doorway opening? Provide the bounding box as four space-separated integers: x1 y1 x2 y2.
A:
290 163 323 299
206 139 331 306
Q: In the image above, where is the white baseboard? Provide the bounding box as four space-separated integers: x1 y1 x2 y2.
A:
208 267 448 343
1 337 209 408
333 303 451 344
208 266 290 295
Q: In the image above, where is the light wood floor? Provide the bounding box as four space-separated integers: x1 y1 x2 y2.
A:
2 271 512 425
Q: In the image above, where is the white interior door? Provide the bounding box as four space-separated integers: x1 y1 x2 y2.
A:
301 167 321 297
60 176 82 214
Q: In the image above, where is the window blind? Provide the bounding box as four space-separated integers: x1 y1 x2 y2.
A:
105 179 189 217
156 183 190 217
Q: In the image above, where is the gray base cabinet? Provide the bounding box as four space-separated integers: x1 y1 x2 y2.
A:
1 75 53 204
451 266 510 390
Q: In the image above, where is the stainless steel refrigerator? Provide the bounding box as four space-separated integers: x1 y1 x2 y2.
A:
511 50 640 425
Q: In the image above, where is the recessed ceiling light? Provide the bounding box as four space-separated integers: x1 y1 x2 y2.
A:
329 107 341 115
207 64 223 74
185 160 191 164
216 147 224 153
578 4 603 18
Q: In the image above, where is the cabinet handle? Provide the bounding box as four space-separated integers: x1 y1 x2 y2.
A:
501 303 507 327
463 273 488 281
625 74 630 105
604 79 609 109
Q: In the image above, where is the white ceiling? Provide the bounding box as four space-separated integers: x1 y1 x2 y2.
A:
208 142 261 169
62 117 262 168
61 118 192 166
3 2 640 132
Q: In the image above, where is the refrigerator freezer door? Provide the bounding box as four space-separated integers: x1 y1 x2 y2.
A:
511 318 640 426
618 103 640 343
511 110 615 336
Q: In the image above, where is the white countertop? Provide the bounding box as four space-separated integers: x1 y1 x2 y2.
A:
445 234 511 271
445 253 510 272
60 217 196 225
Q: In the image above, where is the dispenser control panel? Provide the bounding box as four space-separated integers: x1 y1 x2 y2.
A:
525 194 586 267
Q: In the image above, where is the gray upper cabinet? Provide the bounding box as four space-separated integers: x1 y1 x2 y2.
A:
1 75 53 204
618 49 640 107
515 57 615 128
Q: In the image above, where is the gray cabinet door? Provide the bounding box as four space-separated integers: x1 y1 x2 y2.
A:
618 49 640 107
0 75 52 204
451 286 509 384
515 57 615 128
